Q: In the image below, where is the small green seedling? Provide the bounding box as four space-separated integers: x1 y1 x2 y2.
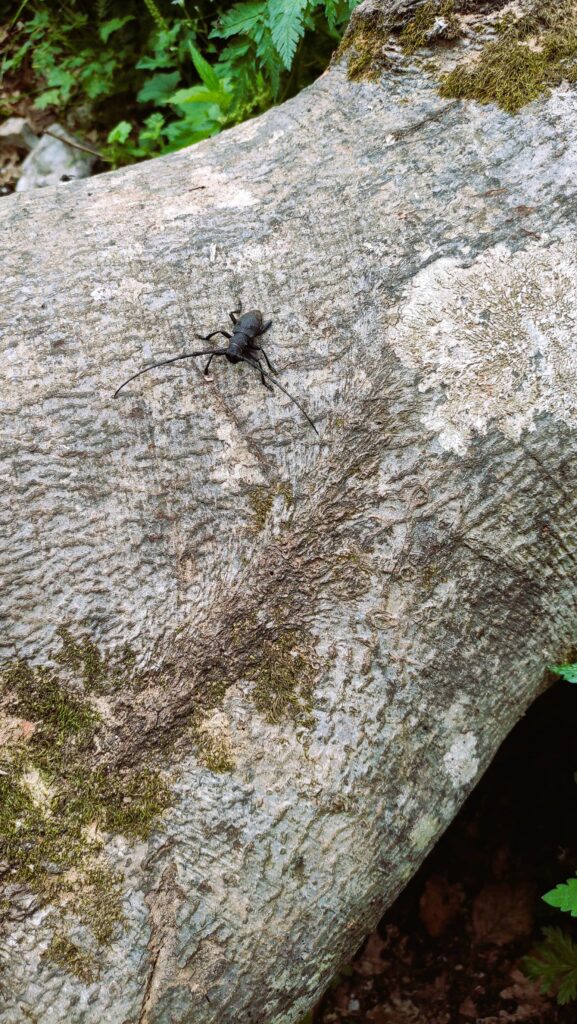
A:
549 663 577 683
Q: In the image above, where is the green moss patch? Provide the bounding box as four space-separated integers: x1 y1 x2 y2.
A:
439 0 577 112
244 624 318 726
191 715 235 774
338 7 391 82
399 1 460 55
345 37 387 81
43 931 99 984
0 632 172 950
2 658 98 765
42 933 98 978
341 0 461 81
342 0 577 113
185 612 319 770
55 626 141 694
66 864 125 945
247 486 276 530
247 482 293 531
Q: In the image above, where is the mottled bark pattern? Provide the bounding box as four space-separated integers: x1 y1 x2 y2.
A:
1 1 577 1020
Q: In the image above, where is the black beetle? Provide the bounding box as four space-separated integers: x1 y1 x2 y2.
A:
114 303 318 434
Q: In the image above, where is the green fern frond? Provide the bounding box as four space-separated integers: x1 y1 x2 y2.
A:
96 0 111 22
323 0 361 32
212 2 268 40
268 0 309 69
188 43 221 92
523 927 577 1005
142 0 168 32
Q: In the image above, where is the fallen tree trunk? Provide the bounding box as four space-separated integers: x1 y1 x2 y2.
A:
2 1 577 1020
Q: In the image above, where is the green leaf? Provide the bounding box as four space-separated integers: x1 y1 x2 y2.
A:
169 85 229 108
323 0 360 33
188 43 221 91
137 71 181 104
268 0 309 69
99 16 135 43
211 2 268 40
136 25 181 69
523 927 577 1005
0 36 34 78
544 879 577 917
253 31 283 94
107 121 132 144
33 89 64 110
162 117 218 150
46 65 76 94
136 55 168 70
139 112 165 141
80 57 118 99
323 0 339 32
550 663 577 683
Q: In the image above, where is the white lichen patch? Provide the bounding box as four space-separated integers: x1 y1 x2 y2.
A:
92 277 154 305
443 733 479 787
173 164 257 210
208 416 268 488
409 812 440 852
389 241 577 453
214 187 256 209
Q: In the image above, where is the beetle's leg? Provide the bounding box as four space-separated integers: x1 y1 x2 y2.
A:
203 352 216 377
196 330 231 341
252 357 274 392
229 300 242 325
253 345 278 376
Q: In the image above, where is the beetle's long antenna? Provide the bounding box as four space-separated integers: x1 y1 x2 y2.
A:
113 350 229 398
237 355 319 436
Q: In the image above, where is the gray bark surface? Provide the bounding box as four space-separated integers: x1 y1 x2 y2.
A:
2 1 577 1020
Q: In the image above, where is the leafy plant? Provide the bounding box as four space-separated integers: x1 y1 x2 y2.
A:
521 658 577 1004
524 927 577 1004
550 662 577 683
1 0 360 167
543 878 577 917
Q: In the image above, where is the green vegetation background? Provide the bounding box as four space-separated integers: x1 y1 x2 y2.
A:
0 0 359 164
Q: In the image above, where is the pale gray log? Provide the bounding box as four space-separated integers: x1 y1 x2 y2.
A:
1 0 577 1021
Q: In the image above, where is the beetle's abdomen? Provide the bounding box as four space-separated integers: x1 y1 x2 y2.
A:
235 310 262 336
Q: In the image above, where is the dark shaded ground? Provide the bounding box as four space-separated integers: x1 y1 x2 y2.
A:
313 681 577 1023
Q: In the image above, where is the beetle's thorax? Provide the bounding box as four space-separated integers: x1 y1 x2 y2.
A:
226 335 246 363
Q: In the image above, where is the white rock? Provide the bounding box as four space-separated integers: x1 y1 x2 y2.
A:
0 117 37 151
15 122 97 191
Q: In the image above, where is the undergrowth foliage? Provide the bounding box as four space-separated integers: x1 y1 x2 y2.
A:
524 928 577 1005
522 660 577 1004
0 0 359 164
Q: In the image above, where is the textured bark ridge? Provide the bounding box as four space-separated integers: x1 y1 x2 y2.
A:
2 1 577 1021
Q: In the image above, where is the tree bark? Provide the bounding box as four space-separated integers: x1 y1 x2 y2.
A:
2 1 577 1021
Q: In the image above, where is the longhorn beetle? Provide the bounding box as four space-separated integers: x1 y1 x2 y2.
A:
114 303 318 435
